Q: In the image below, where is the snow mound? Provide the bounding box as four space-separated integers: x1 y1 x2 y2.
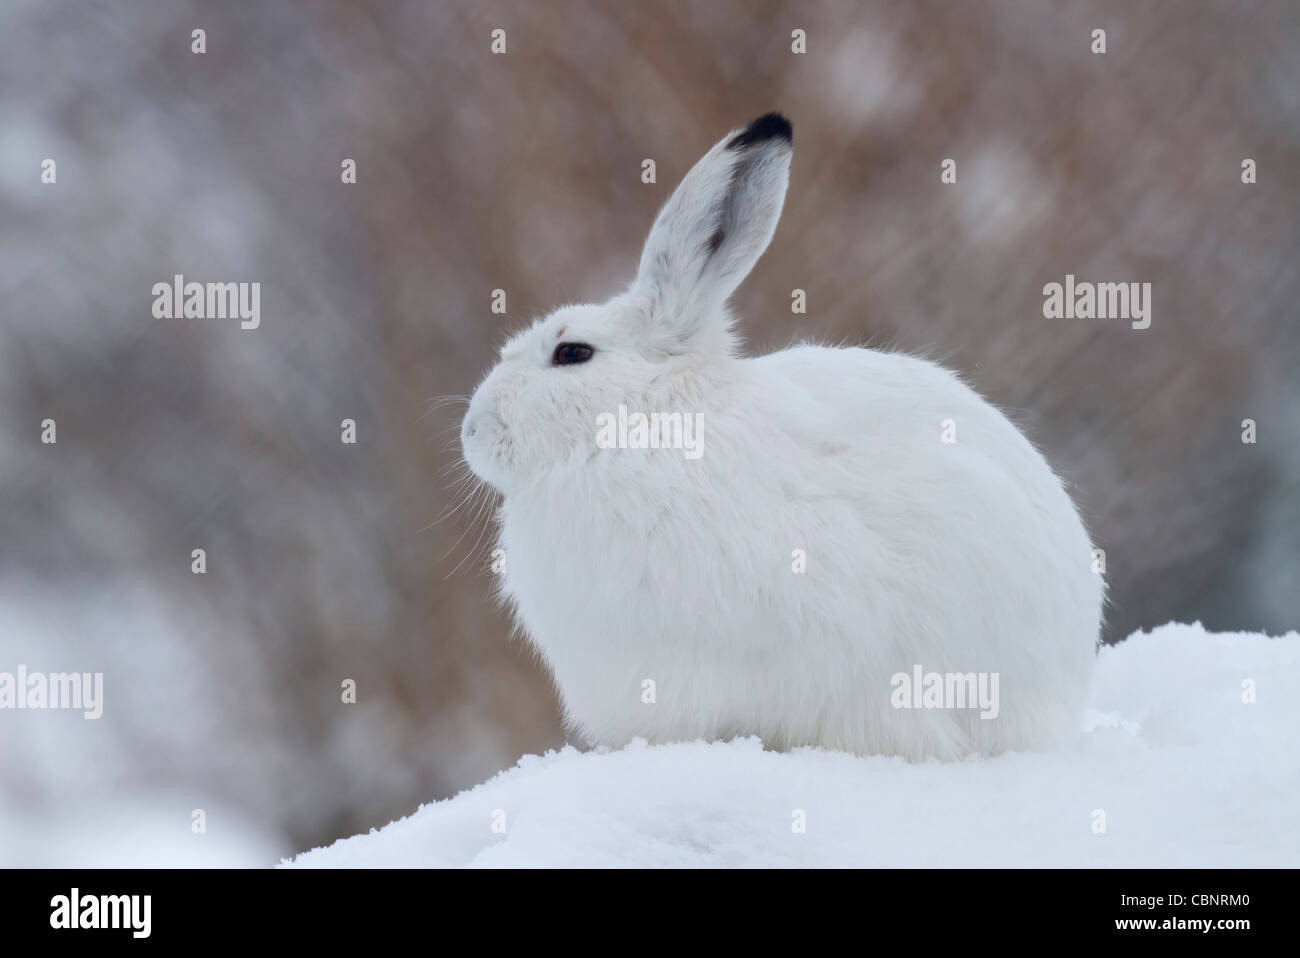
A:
288 623 1299 867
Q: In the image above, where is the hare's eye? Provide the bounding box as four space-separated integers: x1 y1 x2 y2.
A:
552 342 595 366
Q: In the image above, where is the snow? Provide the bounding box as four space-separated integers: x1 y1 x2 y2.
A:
287 622 1300 867
0 581 292 866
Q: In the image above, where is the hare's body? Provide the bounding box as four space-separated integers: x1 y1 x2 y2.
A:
497 345 1099 759
462 114 1102 760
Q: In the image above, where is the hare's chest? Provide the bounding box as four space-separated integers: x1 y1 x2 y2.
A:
500 512 684 638
498 502 767 651
495 497 864 744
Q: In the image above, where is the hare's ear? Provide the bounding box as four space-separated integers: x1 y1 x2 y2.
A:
632 113 792 352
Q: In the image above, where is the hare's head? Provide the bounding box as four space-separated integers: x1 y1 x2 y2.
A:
461 113 792 495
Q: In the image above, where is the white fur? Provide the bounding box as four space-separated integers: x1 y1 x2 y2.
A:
461 116 1102 760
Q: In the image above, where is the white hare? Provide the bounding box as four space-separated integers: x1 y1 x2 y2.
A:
461 113 1102 760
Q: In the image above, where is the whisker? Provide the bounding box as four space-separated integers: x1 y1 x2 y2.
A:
437 481 492 558
423 476 483 531
418 395 470 423
445 485 501 579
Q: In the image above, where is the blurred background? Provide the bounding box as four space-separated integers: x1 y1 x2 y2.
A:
1 0 1296 864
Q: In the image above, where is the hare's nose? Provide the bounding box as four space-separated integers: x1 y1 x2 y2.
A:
464 410 493 440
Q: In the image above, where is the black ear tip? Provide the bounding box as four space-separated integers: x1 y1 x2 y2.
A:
726 112 793 150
